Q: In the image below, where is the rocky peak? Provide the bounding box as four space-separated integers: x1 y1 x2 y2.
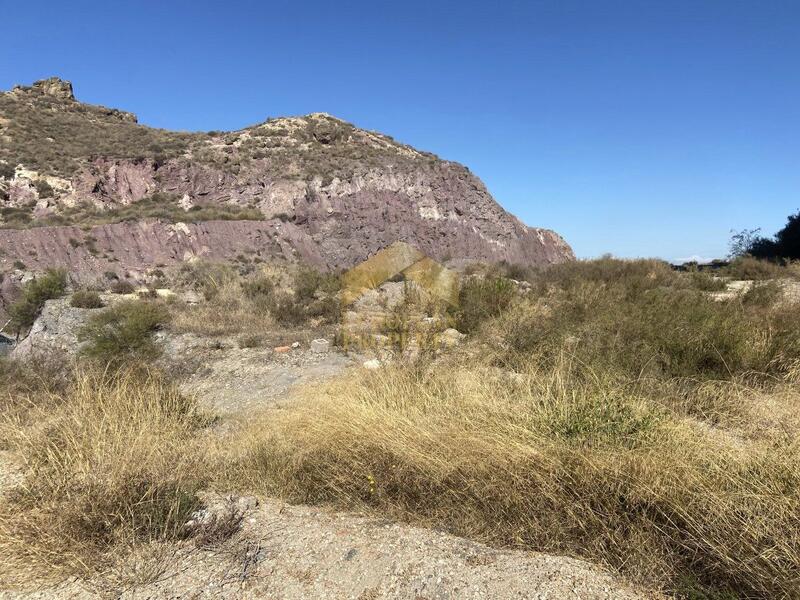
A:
12 77 75 101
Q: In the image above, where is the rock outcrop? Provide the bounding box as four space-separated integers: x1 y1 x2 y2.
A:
12 77 75 101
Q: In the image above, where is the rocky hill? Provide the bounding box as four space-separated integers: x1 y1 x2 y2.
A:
0 77 573 281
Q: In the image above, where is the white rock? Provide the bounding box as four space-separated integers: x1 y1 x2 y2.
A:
291 341 301 349
440 328 466 347
363 358 381 370
311 338 330 353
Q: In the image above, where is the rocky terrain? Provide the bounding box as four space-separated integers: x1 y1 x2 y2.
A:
0 77 573 290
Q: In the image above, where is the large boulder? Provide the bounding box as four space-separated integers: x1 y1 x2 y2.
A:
11 298 94 360
341 242 459 305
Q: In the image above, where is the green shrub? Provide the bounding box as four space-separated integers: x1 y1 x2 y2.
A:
79 300 170 367
109 280 135 294
451 276 516 333
242 276 275 313
497 261 800 381
270 293 306 326
8 269 67 332
308 295 342 323
293 265 340 301
70 290 103 309
33 179 54 198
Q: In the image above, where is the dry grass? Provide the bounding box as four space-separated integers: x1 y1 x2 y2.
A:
724 256 800 280
170 263 278 336
225 357 800 598
0 368 210 581
170 261 340 336
219 259 800 598
2 258 799 597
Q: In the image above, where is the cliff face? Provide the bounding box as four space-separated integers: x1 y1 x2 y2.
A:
0 77 573 280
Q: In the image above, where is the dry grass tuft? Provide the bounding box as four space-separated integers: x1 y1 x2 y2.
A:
0 368 210 581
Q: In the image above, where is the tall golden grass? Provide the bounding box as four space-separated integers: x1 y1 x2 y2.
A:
225 356 800 598
0 368 209 580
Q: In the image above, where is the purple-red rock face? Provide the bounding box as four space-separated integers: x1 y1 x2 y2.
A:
0 78 574 283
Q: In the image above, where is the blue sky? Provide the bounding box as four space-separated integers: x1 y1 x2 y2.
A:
2 0 799 260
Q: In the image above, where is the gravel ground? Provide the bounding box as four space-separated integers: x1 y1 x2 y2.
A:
159 332 358 415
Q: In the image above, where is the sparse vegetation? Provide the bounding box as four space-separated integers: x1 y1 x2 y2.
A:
1 193 267 229
2 257 800 598
70 290 103 309
0 92 199 177
7 269 67 332
226 258 800 598
171 261 341 335
450 275 515 333
79 300 170 367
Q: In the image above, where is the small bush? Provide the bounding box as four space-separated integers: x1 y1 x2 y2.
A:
110 279 135 294
742 281 782 307
8 269 67 332
270 293 306 325
451 276 516 333
79 300 170 367
242 276 275 313
70 290 103 309
33 179 54 198
293 265 340 301
308 295 342 323
725 256 786 280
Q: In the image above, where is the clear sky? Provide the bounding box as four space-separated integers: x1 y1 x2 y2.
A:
2 0 799 261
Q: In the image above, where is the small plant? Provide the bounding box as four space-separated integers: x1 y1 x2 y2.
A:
79 300 170 367
110 280 135 294
742 281 782 307
8 269 67 332
33 179 54 198
451 276 516 333
13 260 26 270
238 334 265 348
0 162 14 180
270 293 306 325
70 290 103 309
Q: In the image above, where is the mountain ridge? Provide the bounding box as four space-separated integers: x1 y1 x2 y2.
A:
0 77 573 279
